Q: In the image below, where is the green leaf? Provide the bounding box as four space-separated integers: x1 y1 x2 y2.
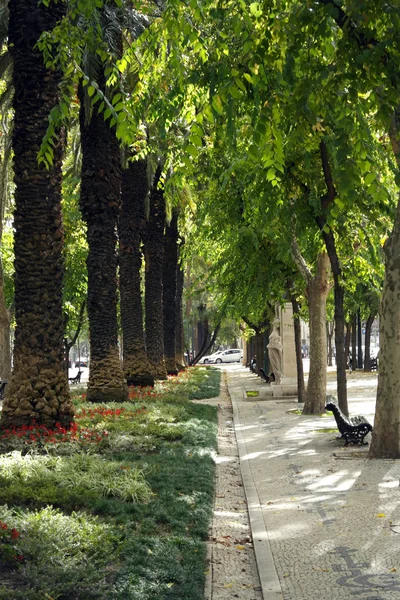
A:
235 78 246 92
212 95 223 115
249 2 259 15
364 172 376 186
189 134 203 147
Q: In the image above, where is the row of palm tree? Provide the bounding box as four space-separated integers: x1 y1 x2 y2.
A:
0 0 185 428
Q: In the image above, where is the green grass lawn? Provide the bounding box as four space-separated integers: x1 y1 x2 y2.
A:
0 366 220 600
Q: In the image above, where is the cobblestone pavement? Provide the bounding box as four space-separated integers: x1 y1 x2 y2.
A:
226 366 400 600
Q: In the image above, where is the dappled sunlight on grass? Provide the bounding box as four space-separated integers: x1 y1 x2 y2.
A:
0 367 221 600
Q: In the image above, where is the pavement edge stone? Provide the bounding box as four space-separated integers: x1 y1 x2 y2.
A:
229 381 284 600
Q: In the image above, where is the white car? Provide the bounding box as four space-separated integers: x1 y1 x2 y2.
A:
200 350 224 364
209 349 243 364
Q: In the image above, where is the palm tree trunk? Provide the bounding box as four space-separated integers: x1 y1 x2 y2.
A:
78 75 127 402
144 166 167 379
1 0 74 428
119 158 154 386
163 207 180 375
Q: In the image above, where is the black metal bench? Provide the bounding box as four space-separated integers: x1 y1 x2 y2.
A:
259 368 275 384
325 397 372 445
370 357 378 371
68 370 83 385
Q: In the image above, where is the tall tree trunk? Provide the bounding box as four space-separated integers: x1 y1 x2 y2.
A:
290 293 306 405
291 241 330 414
119 158 154 387
0 256 12 380
144 166 167 379
351 312 357 371
78 72 127 402
370 113 400 457
64 300 86 379
317 142 348 415
191 309 210 365
175 257 185 369
1 0 74 428
327 321 334 367
364 313 375 372
302 253 330 414
255 329 265 376
163 207 179 375
344 321 351 366
357 309 363 369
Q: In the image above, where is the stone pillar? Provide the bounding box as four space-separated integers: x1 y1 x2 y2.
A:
281 303 297 380
272 303 298 397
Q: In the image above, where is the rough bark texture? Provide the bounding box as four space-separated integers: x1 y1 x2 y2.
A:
144 167 167 379
370 114 400 457
370 201 400 457
163 207 179 375
79 74 127 402
119 159 154 387
1 0 74 428
175 258 185 369
302 253 330 414
0 257 12 380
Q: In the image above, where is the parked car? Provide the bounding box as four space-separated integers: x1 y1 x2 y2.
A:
209 349 243 364
199 350 224 364
75 360 88 368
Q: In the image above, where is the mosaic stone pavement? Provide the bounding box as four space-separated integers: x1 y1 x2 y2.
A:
226 366 400 600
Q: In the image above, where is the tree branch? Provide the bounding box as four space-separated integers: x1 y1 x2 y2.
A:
319 140 337 207
291 236 312 284
66 300 86 350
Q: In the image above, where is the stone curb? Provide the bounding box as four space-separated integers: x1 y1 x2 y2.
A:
229 383 284 600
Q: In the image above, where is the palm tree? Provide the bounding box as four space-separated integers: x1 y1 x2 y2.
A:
78 64 128 402
144 164 168 379
119 157 154 386
1 0 74 428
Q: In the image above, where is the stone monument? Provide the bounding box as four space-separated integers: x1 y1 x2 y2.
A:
269 303 298 397
267 318 283 384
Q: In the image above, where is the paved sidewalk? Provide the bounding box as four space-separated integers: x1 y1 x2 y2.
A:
226 366 400 600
